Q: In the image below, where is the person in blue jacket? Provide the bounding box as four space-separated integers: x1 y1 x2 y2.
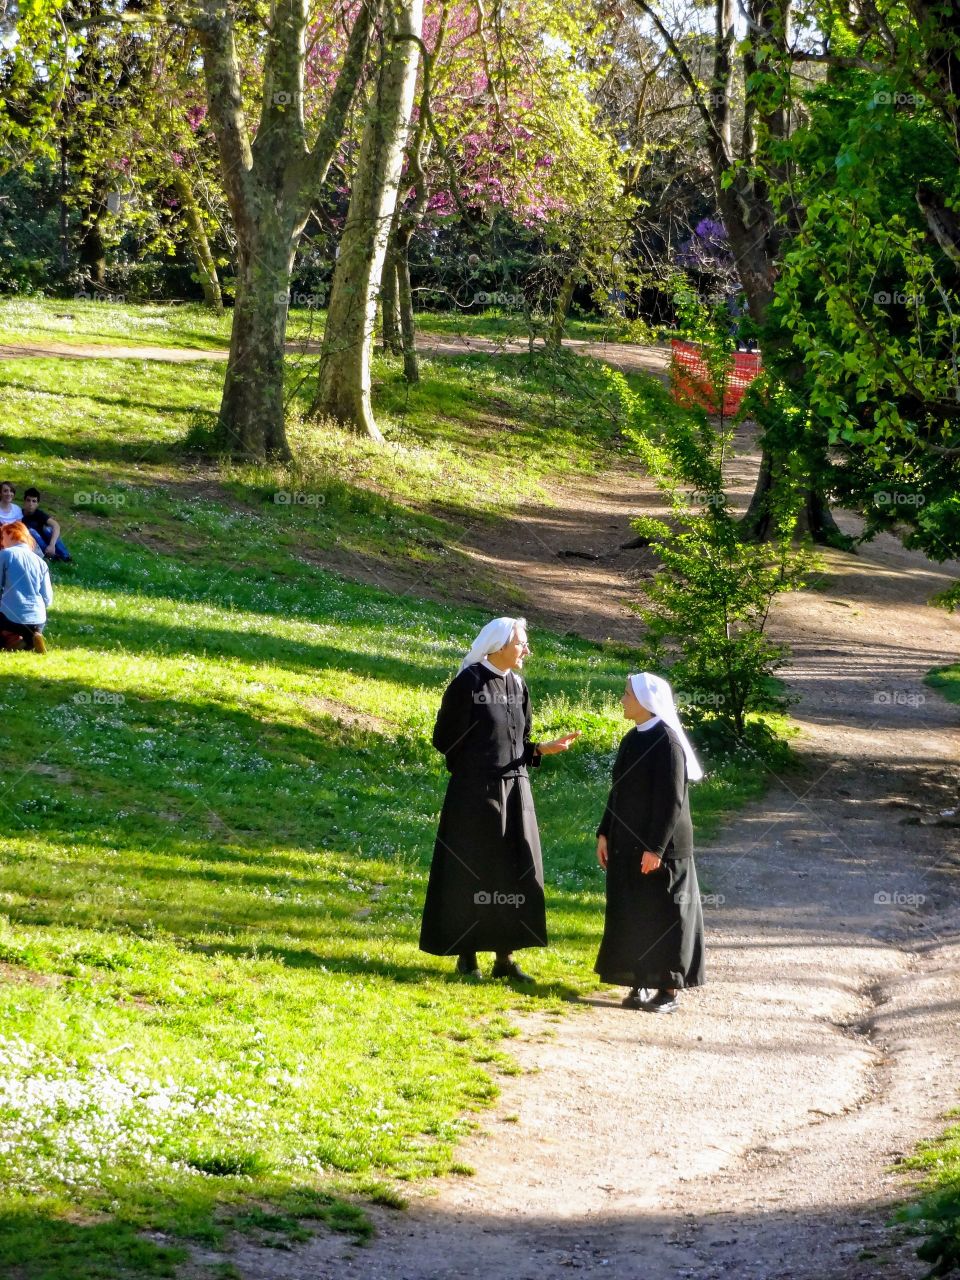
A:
0 520 53 653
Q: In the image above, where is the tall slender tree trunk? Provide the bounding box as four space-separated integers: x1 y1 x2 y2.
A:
395 225 418 382
546 265 578 351
310 0 423 439
380 237 403 353
171 166 223 312
78 196 108 286
197 0 380 459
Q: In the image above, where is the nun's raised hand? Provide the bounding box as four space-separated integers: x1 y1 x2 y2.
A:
641 851 662 874
538 731 582 755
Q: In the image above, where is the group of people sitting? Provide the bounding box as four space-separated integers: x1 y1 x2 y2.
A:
0 481 71 654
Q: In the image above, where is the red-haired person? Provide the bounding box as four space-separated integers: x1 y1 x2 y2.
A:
0 521 53 653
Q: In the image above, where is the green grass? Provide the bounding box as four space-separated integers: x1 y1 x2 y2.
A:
926 663 960 705
899 1113 960 1276
0 296 641 353
0 297 236 350
0 310 773 1277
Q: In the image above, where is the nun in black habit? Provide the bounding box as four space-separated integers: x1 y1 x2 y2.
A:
595 672 705 1014
420 617 580 981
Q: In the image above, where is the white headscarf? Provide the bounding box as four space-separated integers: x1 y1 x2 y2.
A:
629 672 704 782
459 616 525 672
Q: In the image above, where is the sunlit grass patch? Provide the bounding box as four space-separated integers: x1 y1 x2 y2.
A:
0 304 777 1275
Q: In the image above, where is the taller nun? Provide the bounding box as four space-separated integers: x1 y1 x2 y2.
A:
419 617 579 982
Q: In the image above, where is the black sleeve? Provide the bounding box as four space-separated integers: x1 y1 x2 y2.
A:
639 734 686 856
596 738 624 837
521 679 542 768
432 672 474 765
596 791 614 839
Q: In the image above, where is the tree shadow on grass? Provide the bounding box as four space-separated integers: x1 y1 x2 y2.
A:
0 1206 188 1280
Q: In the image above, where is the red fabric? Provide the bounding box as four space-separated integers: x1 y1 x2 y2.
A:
669 340 762 415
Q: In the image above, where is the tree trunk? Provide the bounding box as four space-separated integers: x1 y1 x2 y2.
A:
198 0 380 459
395 227 418 382
217 218 298 458
546 265 577 351
310 0 423 439
78 196 108 286
380 238 403 354
171 166 223 313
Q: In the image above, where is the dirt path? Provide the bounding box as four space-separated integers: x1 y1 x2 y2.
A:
0 331 673 373
6 330 959 1277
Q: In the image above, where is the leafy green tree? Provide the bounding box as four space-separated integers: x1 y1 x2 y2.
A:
772 36 960 602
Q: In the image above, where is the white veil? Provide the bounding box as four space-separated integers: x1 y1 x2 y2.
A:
459 617 525 672
629 671 704 782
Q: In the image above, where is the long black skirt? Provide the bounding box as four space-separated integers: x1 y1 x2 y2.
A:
420 771 547 956
595 854 705 989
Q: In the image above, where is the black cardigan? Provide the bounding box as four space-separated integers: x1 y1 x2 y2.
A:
433 663 541 776
597 720 693 859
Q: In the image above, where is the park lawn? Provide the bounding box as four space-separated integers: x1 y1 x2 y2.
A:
0 334 773 1277
0 296 633 355
0 340 627 603
0 297 236 351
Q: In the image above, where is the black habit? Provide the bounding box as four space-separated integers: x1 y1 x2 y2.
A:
594 720 705 989
419 662 547 956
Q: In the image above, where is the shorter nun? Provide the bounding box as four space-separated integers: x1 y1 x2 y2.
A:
420 617 580 981
594 672 705 1013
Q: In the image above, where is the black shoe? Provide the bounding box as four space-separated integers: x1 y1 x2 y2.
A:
641 989 679 1014
491 958 534 983
621 987 653 1009
456 952 482 979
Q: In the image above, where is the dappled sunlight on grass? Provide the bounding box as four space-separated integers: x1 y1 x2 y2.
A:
0 313 774 1275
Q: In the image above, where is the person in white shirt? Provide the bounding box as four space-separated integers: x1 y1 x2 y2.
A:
0 481 23 525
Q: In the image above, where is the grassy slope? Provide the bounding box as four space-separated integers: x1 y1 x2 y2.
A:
0 305 770 1277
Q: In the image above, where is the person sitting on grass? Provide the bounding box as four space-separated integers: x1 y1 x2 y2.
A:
0 481 22 525
21 488 71 562
0 521 53 653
